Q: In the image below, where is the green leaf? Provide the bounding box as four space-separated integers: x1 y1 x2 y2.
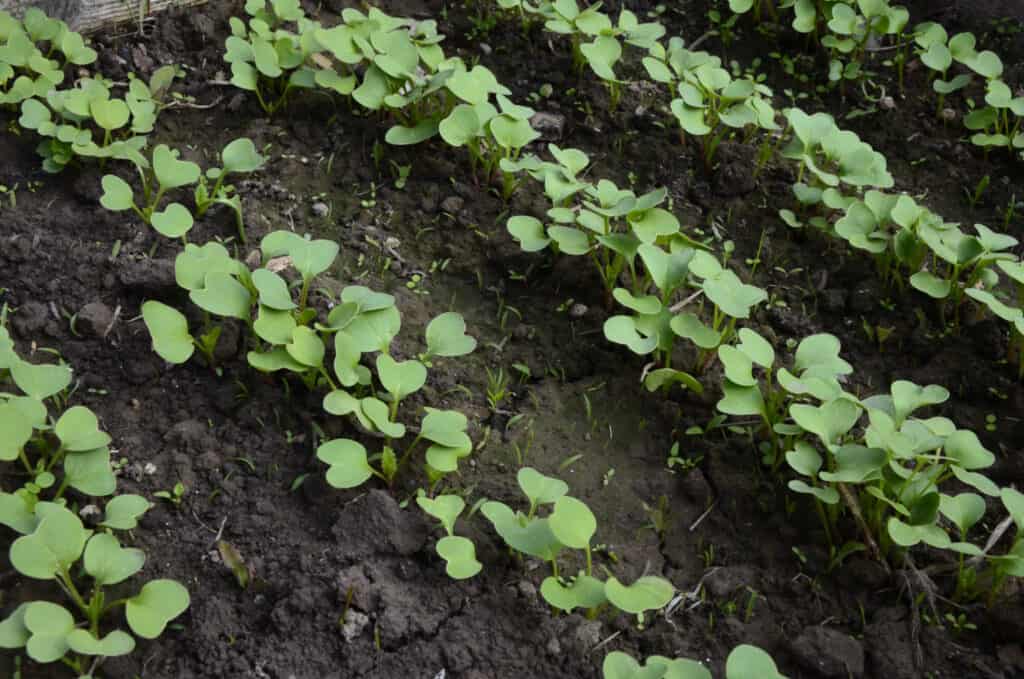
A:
90 97 130 131
153 144 200 190
346 307 401 354
318 438 374 488
909 271 951 299
736 328 774 368
250 270 295 311
604 575 674 615
100 494 152 530
643 368 703 394
64 447 117 496
887 517 950 548
221 137 265 174
670 313 721 350
1002 487 1024 529
360 397 406 438
150 203 194 239
11 359 72 400
0 401 35 462
376 354 427 401
788 479 840 504
702 270 766 319
793 333 852 379
425 312 476 357
0 603 31 650
10 505 87 579
943 429 994 470
819 445 886 484
420 409 470 448
66 629 135 657
719 345 756 387
254 305 296 345
541 574 608 612
260 230 339 282
480 501 563 561
84 532 145 585
416 494 465 535
126 579 190 639
790 398 862 447
939 493 986 535
0 492 36 534
716 381 765 417
435 535 482 579
726 644 787 679
285 326 325 368
517 467 569 508
549 226 591 255
190 272 252 320
23 601 74 662
508 215 552 252
174 242 242 291
385 120 439 145
891 380 949 424
55 406 111 452
141 301 195 362
548 496 596 549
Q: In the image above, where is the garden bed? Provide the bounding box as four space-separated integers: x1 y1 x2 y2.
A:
2 0 1024 677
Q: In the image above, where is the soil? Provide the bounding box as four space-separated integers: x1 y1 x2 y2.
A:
2 0 1024 678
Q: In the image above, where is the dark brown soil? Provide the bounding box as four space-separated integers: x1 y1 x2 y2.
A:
3 0 1024 678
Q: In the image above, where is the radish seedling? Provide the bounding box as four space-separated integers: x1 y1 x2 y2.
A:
100 144 200 239
482 468 674 620
417 494 482 579
193 137 266 242
644 37 777 170
0 503 189 677
603 643 786 679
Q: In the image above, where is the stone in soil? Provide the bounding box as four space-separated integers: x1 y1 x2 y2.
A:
789 625 865 678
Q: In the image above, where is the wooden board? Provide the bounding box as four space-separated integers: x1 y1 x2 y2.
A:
0 0 207 34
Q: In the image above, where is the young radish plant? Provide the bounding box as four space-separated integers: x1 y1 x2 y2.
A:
0 503 189 677
0 331 139 520
481 467 675 624
193 137 267 242
602 643 786 679
100 143 201 240
315 302 477 490
417 493 483 579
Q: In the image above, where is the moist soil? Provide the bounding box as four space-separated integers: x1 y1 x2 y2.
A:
2 0 1024 677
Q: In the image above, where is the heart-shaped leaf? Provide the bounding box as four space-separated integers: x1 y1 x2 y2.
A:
84 532 145 585
11 359 72 400
435 535 482 579
726 644 787 679
190 272 252 320
100 494 152 530
541 573 608 612
360 397 406 438
55 405 111 451
221 137 265 174
64 447 117 496
99 174 134 211
939 493 986 536
286 326 325 368
0 603 31 650
126 579 190 639
317 438 374 488
142 301 194 364
425 312 476 357
150 203 194 239
0 401 34 462
23 601 75 662
153 144 200 190
417 494 465 535
604 575 674 615
90 97 130 131
376 354 427 401
420 409 470 448
548 496 596 550
517 468 569 509
10 506 88 579
66 629 135 657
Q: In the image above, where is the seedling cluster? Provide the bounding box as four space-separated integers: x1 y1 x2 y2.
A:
4 0 1024 675
0 327 189 676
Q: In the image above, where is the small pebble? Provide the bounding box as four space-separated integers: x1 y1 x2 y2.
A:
569 303 588 319
312 202 329 218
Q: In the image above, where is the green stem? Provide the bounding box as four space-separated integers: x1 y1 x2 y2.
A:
584 544 592 576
